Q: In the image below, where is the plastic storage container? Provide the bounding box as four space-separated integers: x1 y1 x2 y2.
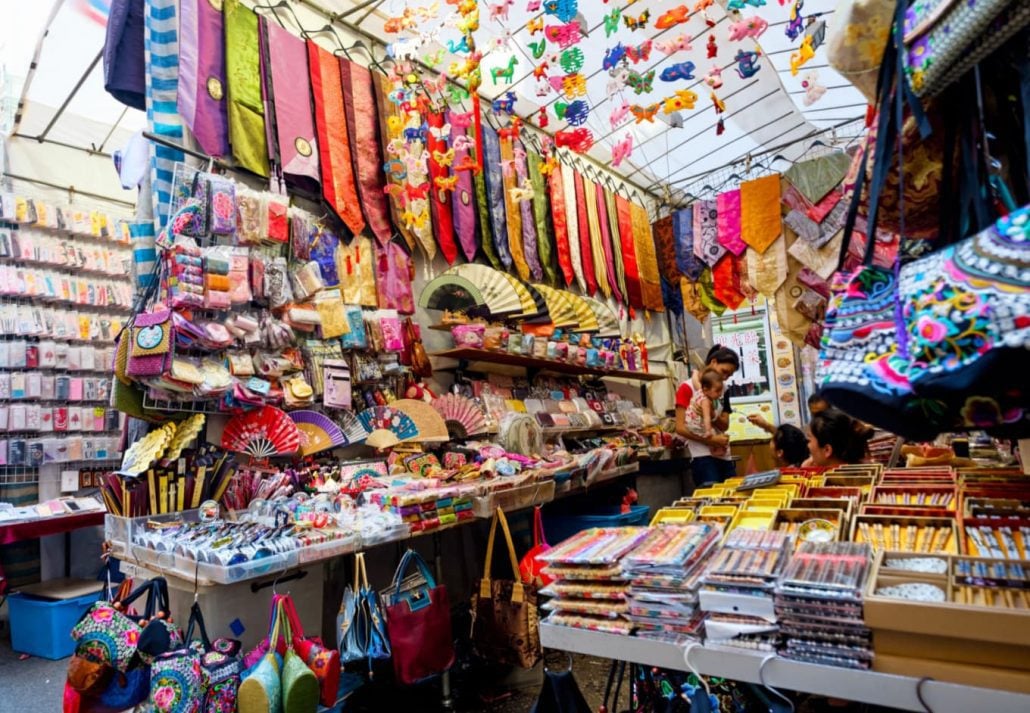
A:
8 589 100 659
545 504 651 545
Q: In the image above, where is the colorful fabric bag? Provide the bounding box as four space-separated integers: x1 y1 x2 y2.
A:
279 595 339 708
518 506 553 588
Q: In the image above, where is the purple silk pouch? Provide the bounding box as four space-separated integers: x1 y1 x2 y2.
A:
177 0 229 157
594 181 623 303
447 109 478 263
514 142 543 281
265 21 320 196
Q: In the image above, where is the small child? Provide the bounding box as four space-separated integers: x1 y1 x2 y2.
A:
688 369 727 456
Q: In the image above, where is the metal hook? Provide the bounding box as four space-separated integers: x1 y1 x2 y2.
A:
758 655 795 713
683 643 711 697
916 677 935 713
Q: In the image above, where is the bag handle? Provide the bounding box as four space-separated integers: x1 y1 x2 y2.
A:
390 549 436 593
532 506 548 548
184 601 213 652
480 507 525 604
267 598 286 652
355 552 370 591
280 594 307 639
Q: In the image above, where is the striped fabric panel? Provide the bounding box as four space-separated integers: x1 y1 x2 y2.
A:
145 0 185 228
128 220 158 294
0 483 41 586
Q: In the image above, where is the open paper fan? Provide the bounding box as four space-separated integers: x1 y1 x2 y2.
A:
392 399 450 442
221 406 301 460
334 410 368 445
518 281 551 323
564 291 600 332
500 273 541 319
418 274 486 312
432 393 488 438
581 296 622 337
444 264 523 316
289 410 346 456
532 283 580 328
357 406 419 442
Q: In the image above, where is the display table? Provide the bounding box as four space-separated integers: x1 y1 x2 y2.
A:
0 511 105 546
539 624 1030 713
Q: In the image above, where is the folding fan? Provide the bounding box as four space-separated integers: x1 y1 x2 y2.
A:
432 393 488 438
357 406 419 442
500 273 541 319
581 295 623 337
418 274 486 312
532 283 580 328
289 410 347 456
333 409 369 445
444 264 524 316
517 280 551 323
392 398 450 442
221 406 301 459
564 291 600 332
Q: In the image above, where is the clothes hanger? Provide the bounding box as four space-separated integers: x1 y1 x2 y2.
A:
252 1 301 31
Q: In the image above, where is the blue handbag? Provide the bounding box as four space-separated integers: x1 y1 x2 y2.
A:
337 553 390 675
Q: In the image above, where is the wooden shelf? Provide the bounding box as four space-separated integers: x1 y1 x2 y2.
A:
431 348 665 381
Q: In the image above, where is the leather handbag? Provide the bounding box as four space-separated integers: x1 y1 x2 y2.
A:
471 507 541 669
518 506 553 588
280 595 339 707
382 550 455 685
337 553 391 675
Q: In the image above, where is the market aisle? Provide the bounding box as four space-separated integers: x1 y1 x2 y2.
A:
0 639 66 713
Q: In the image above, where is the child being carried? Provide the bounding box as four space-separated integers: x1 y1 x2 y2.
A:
687 369 727 457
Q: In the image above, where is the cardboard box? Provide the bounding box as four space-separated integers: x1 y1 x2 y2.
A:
873 653 1030 695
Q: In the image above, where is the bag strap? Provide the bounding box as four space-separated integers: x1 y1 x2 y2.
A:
267 598 286 652
480 507 525 604
533 506 548 548
391 549 436 592
357 552 370 591
280 594 306 639
184 601 213 651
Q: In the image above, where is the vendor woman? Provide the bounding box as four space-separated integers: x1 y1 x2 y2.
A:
675 346 740 485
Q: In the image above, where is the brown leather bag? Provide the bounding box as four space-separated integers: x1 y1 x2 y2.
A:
67 655 113 695
405 318 432 378
470 507 541 669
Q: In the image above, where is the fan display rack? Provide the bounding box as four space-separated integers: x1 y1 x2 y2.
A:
431 348 666 382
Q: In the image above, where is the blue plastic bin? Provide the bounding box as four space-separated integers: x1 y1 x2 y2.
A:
545 505 651 545
7 590 98 660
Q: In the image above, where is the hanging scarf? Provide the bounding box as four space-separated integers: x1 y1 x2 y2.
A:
425 111 459 265
264 20 319 196
573 171 597 295
547 162 575 286
481 124 513 269
527 151 557 284
697 267 727 316
448 108 479 263
672 207 704 281
224 0 269 177
340 59 393 247
177 0 229 157
630 202 664 312
747 234 789 297
740 174 782 253
105 0 146 111
783 152 852 205
498 137 527 279
712 253 746 310
605 188 629 302
787 229 844 280
680 276 710 323
375 240 415 314
308 40 364 236
561 162 587 292
583 176 610 299
716 189 747 255
472 160 502 268
594 182 624 303
514 140 543 280
338 235 378 306
774 228 815 347
615 194 643 309
144 0 185 227
371 71 415 253
651 215 681 285
662 277 684 316
693 199 725 265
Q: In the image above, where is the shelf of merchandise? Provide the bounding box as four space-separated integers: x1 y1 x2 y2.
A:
431 348 665 381
539 624 1030 713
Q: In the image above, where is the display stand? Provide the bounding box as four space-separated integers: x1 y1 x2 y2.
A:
539 624 1030 713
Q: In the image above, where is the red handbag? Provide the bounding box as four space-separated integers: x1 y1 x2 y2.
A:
281 594 340 707
518 506 553 587
382 550 455 685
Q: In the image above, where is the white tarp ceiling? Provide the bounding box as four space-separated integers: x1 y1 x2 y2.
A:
2 0 866 203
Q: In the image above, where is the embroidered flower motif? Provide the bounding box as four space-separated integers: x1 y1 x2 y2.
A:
123 629 139 647
153 685 176 709
92 607 114 623
915 314 949 343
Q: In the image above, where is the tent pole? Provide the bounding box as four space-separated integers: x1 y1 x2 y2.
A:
11 0 67 135
35 49 103 143
2 171 134 208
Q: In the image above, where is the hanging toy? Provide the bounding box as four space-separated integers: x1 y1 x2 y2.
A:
606 66 629 99
655 34 692 54
423 49 446 68
490 55 520 85
610 99 631 127
728 14 769 41
806 16 827 50
790 34 815 75
623 10 650 30
610 133 633 167
603 7 622 36
488 0 515 22
656 5 690 29
527 0 542 9
564 100 590 125
711 91 726 113
563 74 588 98
543 0 579 23
707 35 718 58
492 91 517 114
528 39 547 59
527 17 545 34
801 70 826 105
625 69 655 95
626 40 653 64
704 65 723 89
662 88 698 114
785 0 805 40
603 44 627 70
716 117 726 135
560 47 585 74
630 103 660 123
554 127 594 153
538 106 550 128
734 50 761 79
509 178 535 203
533 61 550 80
660 60 697 82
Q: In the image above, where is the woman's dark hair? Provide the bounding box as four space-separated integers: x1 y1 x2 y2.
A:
704 344 740 369
809 408 872 463
774 424 809 466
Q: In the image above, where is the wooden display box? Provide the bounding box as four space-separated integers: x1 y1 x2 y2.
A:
865 551 1030 672
859 504 953 518
961 515 1030 558
870 484 957 511
773 508 844 548
851 514 959 554
804 486 864 502
873 653 1030 694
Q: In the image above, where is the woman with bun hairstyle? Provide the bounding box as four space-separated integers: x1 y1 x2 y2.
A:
805 408 873 466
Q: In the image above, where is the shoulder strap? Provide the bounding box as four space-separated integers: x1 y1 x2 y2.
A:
480 507 525 604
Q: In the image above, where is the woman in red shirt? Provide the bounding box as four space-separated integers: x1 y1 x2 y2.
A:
674 346 740 485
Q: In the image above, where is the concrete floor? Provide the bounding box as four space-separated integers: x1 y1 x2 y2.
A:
0 635 67 713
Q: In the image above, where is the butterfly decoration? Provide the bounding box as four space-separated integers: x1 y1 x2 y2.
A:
630 103 660 123
626 40 653 64
728 15 769 41
655 5 689 29
785 0 805 41
734 50 761 78
488 0 514 21
528 17 544 34
623 10 650 30
603 8 621 37
603 44 627 70
610 133 633 168
401 209 430 231
610 99 631 128
662 88 698 114
492 91 517 114
545 21 584 48
423 49 447 68
509 178 535 203
660 61 696 82
406 182 431 201
422 74 448 94
563 73 588 98
529 39 547 59
625 69 655 95
790 34 815 75
435 175 459 192
704 66 724 89
801 70 826 106
527 0 542 9
433 148 456 167
655 34 692 54
707 35 718 58
428 124 452 141
383 183 406 199
554 128 594 153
